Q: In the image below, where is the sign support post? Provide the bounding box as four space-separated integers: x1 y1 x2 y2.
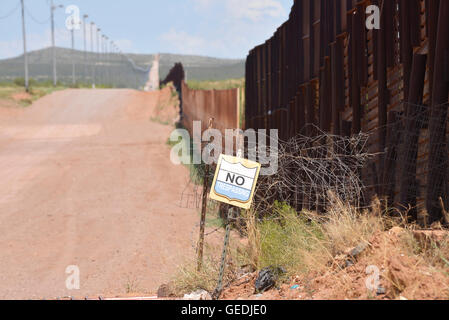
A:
212 132 261 299
212 207 233 300
196 118 214 272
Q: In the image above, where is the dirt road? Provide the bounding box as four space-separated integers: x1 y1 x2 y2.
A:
0 89 199 299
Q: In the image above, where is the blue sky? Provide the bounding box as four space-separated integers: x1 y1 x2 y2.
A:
0 0 292 59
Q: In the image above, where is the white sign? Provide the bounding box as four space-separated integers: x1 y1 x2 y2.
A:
210 154 261 210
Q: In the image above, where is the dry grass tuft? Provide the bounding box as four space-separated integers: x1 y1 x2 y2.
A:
323 194 387 256
172 255 239 296
172 195 449 299
240 197 388 276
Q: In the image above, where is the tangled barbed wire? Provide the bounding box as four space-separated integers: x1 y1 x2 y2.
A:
253 125 375 217
178 124 375 222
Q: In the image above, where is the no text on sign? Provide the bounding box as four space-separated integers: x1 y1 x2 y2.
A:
210 154 261 210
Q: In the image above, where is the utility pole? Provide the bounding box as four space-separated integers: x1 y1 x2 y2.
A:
71 20 75 85
101 35 104 85
119 50 124 88
102 35 107 85
83 14 88 84
101 34 104 85
91 22 95 88
20 0 29 92
102 35 106 85
50 0 56 86
96 28 101 87
111 40 115 87
50 1 63 87
104 35 109 86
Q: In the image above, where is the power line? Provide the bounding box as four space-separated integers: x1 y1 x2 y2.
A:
5 0 147 89
0 1 21 19
25 5 51 24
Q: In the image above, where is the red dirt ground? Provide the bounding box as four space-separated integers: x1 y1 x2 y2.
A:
11 92 32 102
221 227 449 300
0 87 201 299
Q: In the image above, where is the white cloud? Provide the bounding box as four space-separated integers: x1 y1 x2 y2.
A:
0 1 288 60
192 0 214 8
192 0 286 21
226 0 285 21
159 29 208 55
159 1 288 58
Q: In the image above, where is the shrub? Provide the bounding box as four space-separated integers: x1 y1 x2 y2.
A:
242 197 388 276
254 202 326 274
13 77 25 87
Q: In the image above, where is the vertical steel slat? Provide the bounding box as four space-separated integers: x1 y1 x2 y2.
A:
324 56 332 132
409 0 422 47
351 9 362 134
385 0 395 68
399 53 427 221
427 0 440 104
356 2 368 87
331 41 341 136
297 85 306 134
426 0 449 224
382 111 402 205
312 0 321 77
400 0 413 103
377 0 388 187
306 80 317 137
372 0 379 81
302 0 311 82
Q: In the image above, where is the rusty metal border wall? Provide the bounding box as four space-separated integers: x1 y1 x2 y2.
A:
181 81 240 137
245 0 449 224
161 63 185 94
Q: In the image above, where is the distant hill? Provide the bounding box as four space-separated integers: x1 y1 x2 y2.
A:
0 47 245 88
